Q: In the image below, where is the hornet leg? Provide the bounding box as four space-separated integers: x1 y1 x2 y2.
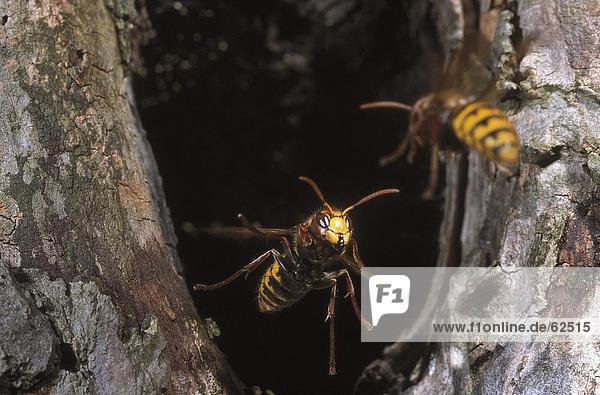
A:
238 213 296 261
314 269 372 330
351 239 365 269
422 143 440 200
193 249 279 291
340 240 374 329
314 268 375 374
326 280 337 375
379 133 412 167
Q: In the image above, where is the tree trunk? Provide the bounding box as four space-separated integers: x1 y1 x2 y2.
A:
0 1 241 393
356 0 600 393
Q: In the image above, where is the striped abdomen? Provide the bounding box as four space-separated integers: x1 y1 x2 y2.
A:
451 102 520 166
257 257 308 313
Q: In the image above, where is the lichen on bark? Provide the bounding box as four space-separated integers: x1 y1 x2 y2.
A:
0 0 241 392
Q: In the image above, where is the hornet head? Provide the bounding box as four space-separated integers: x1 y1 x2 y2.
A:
299 176 399 252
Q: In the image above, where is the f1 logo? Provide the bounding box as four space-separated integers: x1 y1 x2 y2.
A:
369 275 410 326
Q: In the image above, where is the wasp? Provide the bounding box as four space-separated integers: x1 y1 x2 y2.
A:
361 25 524 199
194 176 399 375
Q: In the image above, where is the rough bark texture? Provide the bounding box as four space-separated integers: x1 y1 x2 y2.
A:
357 0 600 393
0 1 241 393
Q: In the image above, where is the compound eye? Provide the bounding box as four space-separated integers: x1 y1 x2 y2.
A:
318 215 330 229
345 217 351 229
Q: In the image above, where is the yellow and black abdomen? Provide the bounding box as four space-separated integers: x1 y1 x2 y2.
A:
451 102 520 167
258 257 308 313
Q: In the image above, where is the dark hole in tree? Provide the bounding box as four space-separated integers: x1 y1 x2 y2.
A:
135 1 442 393
1 15 8 26
536 145 563 168
59 342 78 372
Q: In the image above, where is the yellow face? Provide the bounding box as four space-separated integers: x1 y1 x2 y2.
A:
315 209 351 250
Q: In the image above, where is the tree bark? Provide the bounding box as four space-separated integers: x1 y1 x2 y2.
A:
356 0 600 393
0 1 241 393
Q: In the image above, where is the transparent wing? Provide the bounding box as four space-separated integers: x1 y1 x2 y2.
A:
200 225 295 240
435 0 495 101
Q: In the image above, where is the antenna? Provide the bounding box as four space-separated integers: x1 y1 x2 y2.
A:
343 189 399 214
299 176 333 211
360 101 413 112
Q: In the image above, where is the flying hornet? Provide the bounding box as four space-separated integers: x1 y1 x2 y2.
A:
361 18 528 199
194 176 399 375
